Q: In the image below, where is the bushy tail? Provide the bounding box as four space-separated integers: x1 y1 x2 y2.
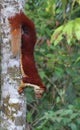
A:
8 11 36 57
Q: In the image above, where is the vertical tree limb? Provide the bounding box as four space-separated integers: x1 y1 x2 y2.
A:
1 0 26 129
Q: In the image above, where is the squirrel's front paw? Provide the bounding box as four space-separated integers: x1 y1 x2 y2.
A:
18 87 24 94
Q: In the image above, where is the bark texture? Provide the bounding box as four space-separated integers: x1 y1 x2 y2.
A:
1 0 26 130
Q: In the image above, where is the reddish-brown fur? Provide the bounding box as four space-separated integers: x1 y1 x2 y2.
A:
8 12 46 97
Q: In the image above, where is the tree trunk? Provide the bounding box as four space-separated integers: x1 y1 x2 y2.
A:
1 0 27 130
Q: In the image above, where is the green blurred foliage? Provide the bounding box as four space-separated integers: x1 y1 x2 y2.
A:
25 0 80 129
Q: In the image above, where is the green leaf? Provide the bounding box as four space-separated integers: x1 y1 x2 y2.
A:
76 0 80 5
69 123 77 130
39 71 46 79
74 18 80 40
51 18 80 45
62 21 73 44
55 67 64 78
75 56 80 63
51 26 63 45
26 112 33 122
55 117 62 123
61 0 68 18
56 96 60 103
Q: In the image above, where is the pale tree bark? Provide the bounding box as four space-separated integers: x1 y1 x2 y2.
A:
1 0 27 130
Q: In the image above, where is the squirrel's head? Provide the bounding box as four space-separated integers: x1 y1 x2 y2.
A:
34 85 46 98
